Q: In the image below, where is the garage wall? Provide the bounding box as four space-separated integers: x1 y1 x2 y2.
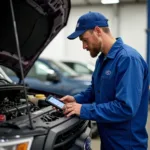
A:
40 3 147 63
40 29 66 60
119 4 147 60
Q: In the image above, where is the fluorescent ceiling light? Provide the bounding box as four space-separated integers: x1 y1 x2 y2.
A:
101 0 119 4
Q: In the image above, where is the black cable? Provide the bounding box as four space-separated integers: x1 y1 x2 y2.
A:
9 0 33 129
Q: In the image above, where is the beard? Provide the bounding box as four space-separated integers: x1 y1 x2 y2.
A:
89 44 102 58
90 49 99 58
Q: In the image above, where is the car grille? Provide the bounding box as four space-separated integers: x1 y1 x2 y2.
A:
55 120 85 144
54 120 87 150
40 111 64 122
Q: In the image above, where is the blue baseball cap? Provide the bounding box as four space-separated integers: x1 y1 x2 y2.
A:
67 12 108 40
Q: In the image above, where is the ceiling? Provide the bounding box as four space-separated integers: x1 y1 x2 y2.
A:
71 0 146 7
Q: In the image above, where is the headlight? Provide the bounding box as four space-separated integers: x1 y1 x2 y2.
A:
0 137 33 150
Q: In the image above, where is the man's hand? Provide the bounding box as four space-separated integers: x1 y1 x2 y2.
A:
64 102 82 117
60 95 76 103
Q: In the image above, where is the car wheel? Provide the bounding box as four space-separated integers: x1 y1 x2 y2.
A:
90 121 98 138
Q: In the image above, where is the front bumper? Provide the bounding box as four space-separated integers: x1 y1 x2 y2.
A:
0 107 92 150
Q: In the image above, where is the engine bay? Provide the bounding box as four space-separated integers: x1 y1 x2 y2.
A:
0 85 38 121
0 84 65 124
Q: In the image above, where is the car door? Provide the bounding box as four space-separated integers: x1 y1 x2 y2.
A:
26 60 67 95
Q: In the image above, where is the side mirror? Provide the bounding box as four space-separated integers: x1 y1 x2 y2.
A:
46 73 60 82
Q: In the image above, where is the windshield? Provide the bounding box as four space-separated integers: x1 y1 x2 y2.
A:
49 60 78 77
0 66 13 83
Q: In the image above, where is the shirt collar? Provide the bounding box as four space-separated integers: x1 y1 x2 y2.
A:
106 37 123 59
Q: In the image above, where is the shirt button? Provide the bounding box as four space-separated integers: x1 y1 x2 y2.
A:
98 90 100 93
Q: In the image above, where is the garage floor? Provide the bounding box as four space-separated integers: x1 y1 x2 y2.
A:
91 105 150 150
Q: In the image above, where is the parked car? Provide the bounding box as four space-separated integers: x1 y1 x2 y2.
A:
0 0 92 150
62 60 95 75
2 58 91 96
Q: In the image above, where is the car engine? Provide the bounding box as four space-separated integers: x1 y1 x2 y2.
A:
0 85 38 121
0 84 91 150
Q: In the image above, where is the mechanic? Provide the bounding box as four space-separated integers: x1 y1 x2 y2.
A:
61 12 149 149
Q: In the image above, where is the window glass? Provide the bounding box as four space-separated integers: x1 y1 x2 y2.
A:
74 64 90 74
0 66 13 83
28 61 55 81
49 60 78 77
1 66 16 76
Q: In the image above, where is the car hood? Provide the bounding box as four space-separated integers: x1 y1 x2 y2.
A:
0 0 71 79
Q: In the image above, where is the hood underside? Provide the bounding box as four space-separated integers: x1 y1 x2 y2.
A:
0 0 71 79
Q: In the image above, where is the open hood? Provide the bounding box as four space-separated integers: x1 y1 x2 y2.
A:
0 0 71 79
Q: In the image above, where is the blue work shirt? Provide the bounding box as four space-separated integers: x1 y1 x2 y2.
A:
74 38 149 150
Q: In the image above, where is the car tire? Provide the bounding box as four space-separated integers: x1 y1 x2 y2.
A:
90 121 99 138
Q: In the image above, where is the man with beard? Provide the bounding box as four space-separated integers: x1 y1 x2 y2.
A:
61 12 149 150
